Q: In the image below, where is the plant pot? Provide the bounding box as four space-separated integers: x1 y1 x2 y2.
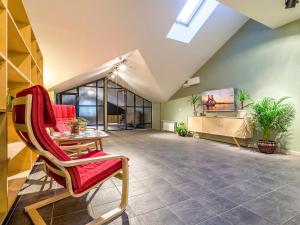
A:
71 125 80 134
193 111 197 116
237 110 247 118
257 140 277 154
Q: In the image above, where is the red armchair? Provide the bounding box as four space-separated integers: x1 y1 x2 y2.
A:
12 85 129 225
51 104 76 132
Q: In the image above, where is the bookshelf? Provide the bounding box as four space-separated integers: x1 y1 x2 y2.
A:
0 0 44 223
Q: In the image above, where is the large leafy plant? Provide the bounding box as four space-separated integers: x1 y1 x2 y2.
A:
251 97 295 141
176 122 188 137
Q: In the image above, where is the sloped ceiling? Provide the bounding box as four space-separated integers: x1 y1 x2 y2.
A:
219 0 300 29
23 0 248 102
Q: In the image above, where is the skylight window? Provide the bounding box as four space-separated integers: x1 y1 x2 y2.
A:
167 0 219 43
176 0 204 26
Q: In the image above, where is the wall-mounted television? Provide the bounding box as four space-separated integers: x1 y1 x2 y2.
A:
202 88 235 111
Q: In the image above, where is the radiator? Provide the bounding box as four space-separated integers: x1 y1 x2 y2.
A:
162 120 177 132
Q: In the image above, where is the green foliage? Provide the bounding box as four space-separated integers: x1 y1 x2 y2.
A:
176 122 188 137
188 94 200 111
236 89 252 109
69 117 89 126
251 97 295 141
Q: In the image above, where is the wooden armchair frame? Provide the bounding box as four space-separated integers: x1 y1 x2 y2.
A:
12 95 129 225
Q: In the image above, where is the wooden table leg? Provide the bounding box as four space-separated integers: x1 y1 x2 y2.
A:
233 137 240 148
99 139 103 151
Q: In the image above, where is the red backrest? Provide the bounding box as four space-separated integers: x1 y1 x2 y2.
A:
52 104 76 132
13 85 82 191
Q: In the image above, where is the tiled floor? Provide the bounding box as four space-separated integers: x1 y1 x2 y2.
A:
5 130 300 225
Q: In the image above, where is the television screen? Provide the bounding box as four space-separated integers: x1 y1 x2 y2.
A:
202 88 235 111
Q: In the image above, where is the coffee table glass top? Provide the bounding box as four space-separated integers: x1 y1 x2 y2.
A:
51 130 108 141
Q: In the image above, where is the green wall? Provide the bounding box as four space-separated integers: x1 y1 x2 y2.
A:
161 19 300 151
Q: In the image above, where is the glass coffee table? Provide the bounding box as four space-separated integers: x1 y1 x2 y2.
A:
51 130 109 155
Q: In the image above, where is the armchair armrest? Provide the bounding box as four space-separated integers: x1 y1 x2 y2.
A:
56 154 128 167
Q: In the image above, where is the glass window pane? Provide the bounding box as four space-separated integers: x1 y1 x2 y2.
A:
97 88 104 105
97 107 104 124
144 108 152 123
108 80 121 88
79 107 96 125
135 107 144 128
97 79 104 87
126 107 135 129
108 89 124 107
136 96 143 107
144 99 152 107
127 92 134 106
79 87 96 105
61 95 76 105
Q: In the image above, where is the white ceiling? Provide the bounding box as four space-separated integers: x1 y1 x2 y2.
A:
23 0 248 102
219 0 300 29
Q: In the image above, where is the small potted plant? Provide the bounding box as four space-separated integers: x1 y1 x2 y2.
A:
69 117 89 134
236 89 252 118
176 122 188 137
251 97 295 154
188 94 200 116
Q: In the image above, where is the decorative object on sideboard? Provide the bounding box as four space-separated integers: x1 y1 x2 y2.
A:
69 117 89 134
176 122 188 137
188 94 200 116
236 88 252 118
251 97 295 154
6 88 14 111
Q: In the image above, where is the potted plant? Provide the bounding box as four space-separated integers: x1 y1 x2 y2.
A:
188 94 200 116
69 117 89 134
236 89 252 118
251 97 295 154
176 122 188 137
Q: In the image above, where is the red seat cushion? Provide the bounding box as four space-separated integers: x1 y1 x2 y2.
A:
14 85 123 194
52 104 76 132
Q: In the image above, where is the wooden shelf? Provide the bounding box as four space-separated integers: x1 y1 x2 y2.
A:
7 12 29 54
7 141 26 160
7 59 32 84
0 0 5 9
7 0 29 24
7 169 31 208
0 0 43 221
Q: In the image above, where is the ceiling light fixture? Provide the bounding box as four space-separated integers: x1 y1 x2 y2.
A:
285 0 299 8
118 63 126 72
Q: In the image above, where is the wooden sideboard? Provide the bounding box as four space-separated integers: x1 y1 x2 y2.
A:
188 116 253 147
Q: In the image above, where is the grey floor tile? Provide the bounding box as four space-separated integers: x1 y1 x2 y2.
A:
152 185 190 206
222 207 274 225
169 199 215 225
109 217 142 225
128 193 164 215
117 181 149 198
243 191 300 224
218 181 272 204
203 196 237 214
175 181 211 197
283 214 300 225
199 216 233 225
137 208 183 225
52 210 92 225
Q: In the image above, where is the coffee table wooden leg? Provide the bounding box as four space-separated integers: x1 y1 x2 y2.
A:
99 139 103 151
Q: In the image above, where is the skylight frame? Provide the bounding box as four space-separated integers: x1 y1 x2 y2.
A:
176 0 205 26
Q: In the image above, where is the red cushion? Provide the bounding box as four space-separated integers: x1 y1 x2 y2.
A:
52 104 76 132
14 85 123 194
